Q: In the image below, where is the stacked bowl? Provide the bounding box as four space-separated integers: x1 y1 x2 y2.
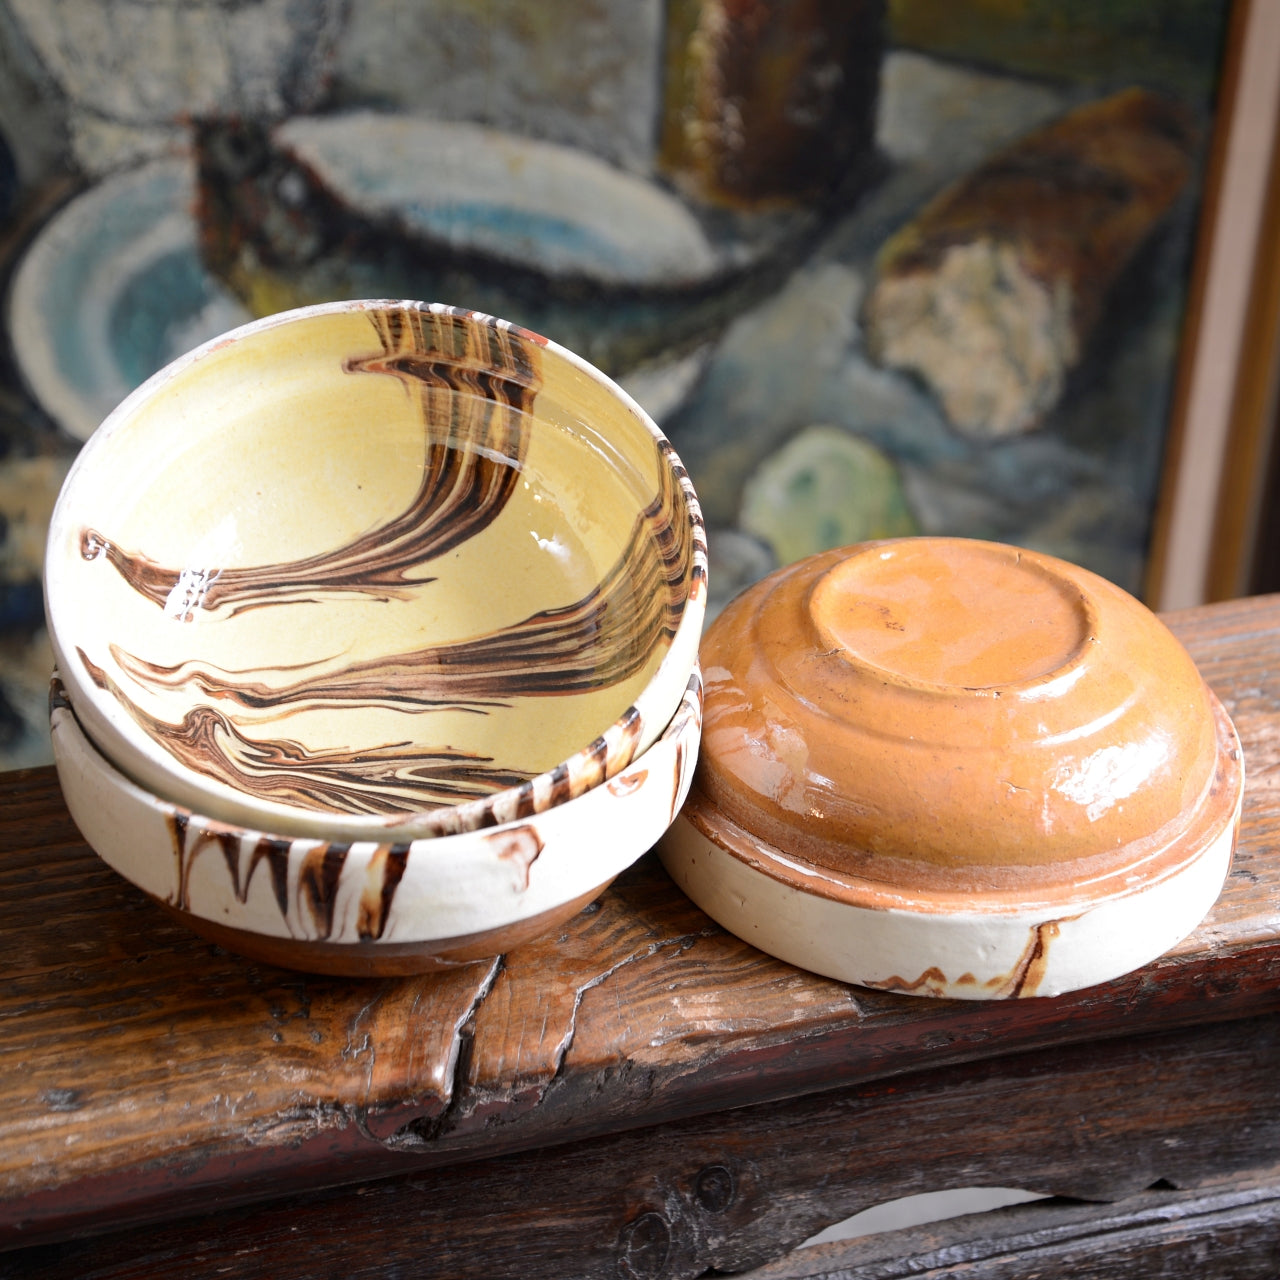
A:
45 301 707 975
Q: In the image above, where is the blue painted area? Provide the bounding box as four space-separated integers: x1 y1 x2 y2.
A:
24 165 191 412
402 200 635 277
0 580 44 633
108 249 215 391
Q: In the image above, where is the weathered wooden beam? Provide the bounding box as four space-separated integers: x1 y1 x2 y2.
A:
742 1169 1280 1279
0 597 1276 1263
4 1014 1279 1279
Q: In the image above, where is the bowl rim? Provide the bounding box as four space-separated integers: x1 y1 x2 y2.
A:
44 298 708 840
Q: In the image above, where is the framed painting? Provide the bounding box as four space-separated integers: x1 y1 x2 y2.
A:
0 0 1261 769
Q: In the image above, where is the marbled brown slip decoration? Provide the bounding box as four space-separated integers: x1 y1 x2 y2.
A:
79 648 534 815
168 812 410 943
108 445 691 719
47 659 706 973
80 307 540 620
48 300 706 841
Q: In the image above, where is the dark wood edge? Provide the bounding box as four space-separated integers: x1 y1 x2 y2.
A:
743 1166 1280 1279
5 1016 1279 1277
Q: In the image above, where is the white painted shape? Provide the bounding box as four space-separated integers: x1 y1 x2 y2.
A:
877 51 1065 170
277 113 720 287
659 779 1239 1000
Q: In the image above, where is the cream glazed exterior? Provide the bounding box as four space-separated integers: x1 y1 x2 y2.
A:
659 538 1244 999
52 667 703 976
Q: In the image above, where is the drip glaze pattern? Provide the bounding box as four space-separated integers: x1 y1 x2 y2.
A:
50 666 704 974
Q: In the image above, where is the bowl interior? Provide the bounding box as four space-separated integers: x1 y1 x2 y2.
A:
47 302 697 836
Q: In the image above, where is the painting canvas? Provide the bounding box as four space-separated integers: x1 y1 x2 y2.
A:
0 0 1237 770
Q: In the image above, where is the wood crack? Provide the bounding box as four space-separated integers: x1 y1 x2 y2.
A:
542 927 723 1099
355 955 504 1148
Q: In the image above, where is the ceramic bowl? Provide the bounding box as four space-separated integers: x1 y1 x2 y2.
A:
660 538 1244 999
45 300 706 841
51 665 703 976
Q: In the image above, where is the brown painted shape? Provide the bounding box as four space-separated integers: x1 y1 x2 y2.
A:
81 307 541 618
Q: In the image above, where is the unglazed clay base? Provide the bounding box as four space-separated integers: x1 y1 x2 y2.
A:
665 538 1245 999
45 301 706 842
52 667 702 976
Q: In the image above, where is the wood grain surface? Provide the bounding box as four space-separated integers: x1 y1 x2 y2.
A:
0 596 1277 1255
5 1012 1279 1278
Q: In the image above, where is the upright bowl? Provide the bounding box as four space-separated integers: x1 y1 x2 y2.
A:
45 301 706 841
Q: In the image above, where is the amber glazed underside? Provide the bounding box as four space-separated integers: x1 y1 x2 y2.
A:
660 538 1245 998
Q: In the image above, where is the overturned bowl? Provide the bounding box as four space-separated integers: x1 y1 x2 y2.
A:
45 300 706 841
52 666 703 975
660 538 1244 999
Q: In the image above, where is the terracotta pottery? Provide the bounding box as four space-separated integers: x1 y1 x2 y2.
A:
51 666 703 976
44 300 706 842
659 537 1243 999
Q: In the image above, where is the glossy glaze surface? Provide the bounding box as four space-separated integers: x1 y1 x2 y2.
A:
699 538 1219 893
661 702 1240 997
45 301 707 839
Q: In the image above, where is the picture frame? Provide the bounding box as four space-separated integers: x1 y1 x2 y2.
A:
1147 0 1280 607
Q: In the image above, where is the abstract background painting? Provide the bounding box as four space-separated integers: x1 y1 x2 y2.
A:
0 0 1235 769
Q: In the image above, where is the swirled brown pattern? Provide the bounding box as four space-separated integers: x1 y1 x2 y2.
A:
110 443 692 719
80 647 534 815
79 307 540 620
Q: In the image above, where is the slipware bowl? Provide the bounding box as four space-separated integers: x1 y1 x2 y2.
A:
50 665 703 976
660 538 1244 1000
44 300 707 842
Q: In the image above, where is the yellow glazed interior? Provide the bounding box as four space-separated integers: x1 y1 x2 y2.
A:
48 303 697 837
